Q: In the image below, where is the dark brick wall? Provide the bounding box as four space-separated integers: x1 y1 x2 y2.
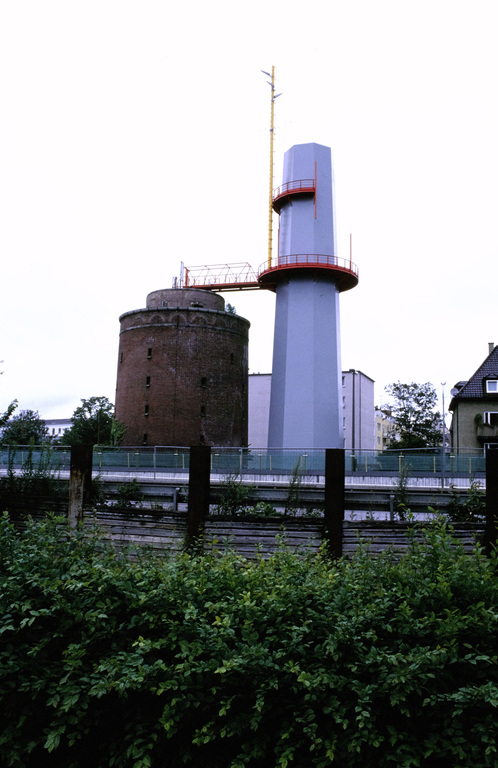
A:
115 292 249 447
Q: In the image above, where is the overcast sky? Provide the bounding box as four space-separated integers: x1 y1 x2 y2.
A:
1 1 497 421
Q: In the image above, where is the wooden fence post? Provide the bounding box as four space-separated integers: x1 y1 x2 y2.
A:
485 447 498 556
324 448 345 558
68 445 93 527
186 445 211 550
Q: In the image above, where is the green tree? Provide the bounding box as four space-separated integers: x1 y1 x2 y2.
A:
385 381 441 449
0 400 17 432
64 396 126 446
1 409 49 445
0 361 18 431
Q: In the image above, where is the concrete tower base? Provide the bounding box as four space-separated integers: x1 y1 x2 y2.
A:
268 273 343 448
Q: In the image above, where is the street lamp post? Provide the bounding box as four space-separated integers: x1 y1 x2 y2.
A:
441 382 446 488
350 369 357 471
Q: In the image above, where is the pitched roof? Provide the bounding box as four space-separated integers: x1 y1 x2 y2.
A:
450 345 498 404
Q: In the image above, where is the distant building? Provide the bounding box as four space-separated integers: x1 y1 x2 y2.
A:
248 374 272 448
249 370 376 450
0 417 72 444
374 407 396 450
342 370 375 451
449 343 498 451
44 418 72 442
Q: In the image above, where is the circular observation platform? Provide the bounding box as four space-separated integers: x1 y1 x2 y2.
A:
272 179 316 214
258 254 359 293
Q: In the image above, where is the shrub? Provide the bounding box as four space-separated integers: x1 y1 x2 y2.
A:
0 445 65 519
115 478 144 508
0 515 497 766
214 473 254 516
446 480 486 522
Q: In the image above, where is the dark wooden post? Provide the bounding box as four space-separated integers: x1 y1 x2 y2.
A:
485 447 498 556
68 445 93 527
186 445 211 551
324 448 345 558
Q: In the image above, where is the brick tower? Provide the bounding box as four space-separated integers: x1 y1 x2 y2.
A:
115 288 249 446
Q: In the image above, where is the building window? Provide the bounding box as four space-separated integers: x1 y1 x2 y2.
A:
144 405 149 417
147 347 152 359
200 405 206 417
201 376 207 388
484 412 498 425
143 434 148 445
146 376 151 388
120 352 123 363
230 353 234 364
486 380 498 393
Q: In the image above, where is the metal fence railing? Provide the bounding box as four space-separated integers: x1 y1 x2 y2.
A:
0 445 488 479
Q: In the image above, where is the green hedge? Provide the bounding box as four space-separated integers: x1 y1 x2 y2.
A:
0 513 497 767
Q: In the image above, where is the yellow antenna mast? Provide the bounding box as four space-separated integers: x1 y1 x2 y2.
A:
262 67 281 269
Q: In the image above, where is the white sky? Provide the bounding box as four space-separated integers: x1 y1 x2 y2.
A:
1 0 497 420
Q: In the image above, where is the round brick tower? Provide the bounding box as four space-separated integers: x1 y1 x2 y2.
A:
115 288 249 446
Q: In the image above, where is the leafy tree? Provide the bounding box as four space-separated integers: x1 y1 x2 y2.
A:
385 381 441 449
0 400 17 432
64 396 126 446
1 409 49 445
0 361 18 431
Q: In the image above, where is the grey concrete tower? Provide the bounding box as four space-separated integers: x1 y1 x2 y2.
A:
258 143 358 449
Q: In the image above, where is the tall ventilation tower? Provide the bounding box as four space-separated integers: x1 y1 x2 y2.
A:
258 142 358 449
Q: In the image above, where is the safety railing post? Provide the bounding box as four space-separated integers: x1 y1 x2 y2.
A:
186 446 211 551
68 445 93 527
485 447 498 556
324 448 345 558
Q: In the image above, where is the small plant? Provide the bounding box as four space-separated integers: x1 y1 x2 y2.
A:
89 475 106 505
115 478 144 509
393 461 411 520
214 473 254 516
446 480 485 522
245 502 280 518
285 459 303 516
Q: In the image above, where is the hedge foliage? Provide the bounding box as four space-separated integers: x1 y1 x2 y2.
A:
1 513 497 767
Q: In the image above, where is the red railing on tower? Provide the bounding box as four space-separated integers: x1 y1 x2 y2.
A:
272 178 315 213
178 263 260 291
257 253 359 292
175 254 359 293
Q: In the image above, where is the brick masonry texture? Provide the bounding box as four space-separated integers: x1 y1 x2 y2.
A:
115 290 249 447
